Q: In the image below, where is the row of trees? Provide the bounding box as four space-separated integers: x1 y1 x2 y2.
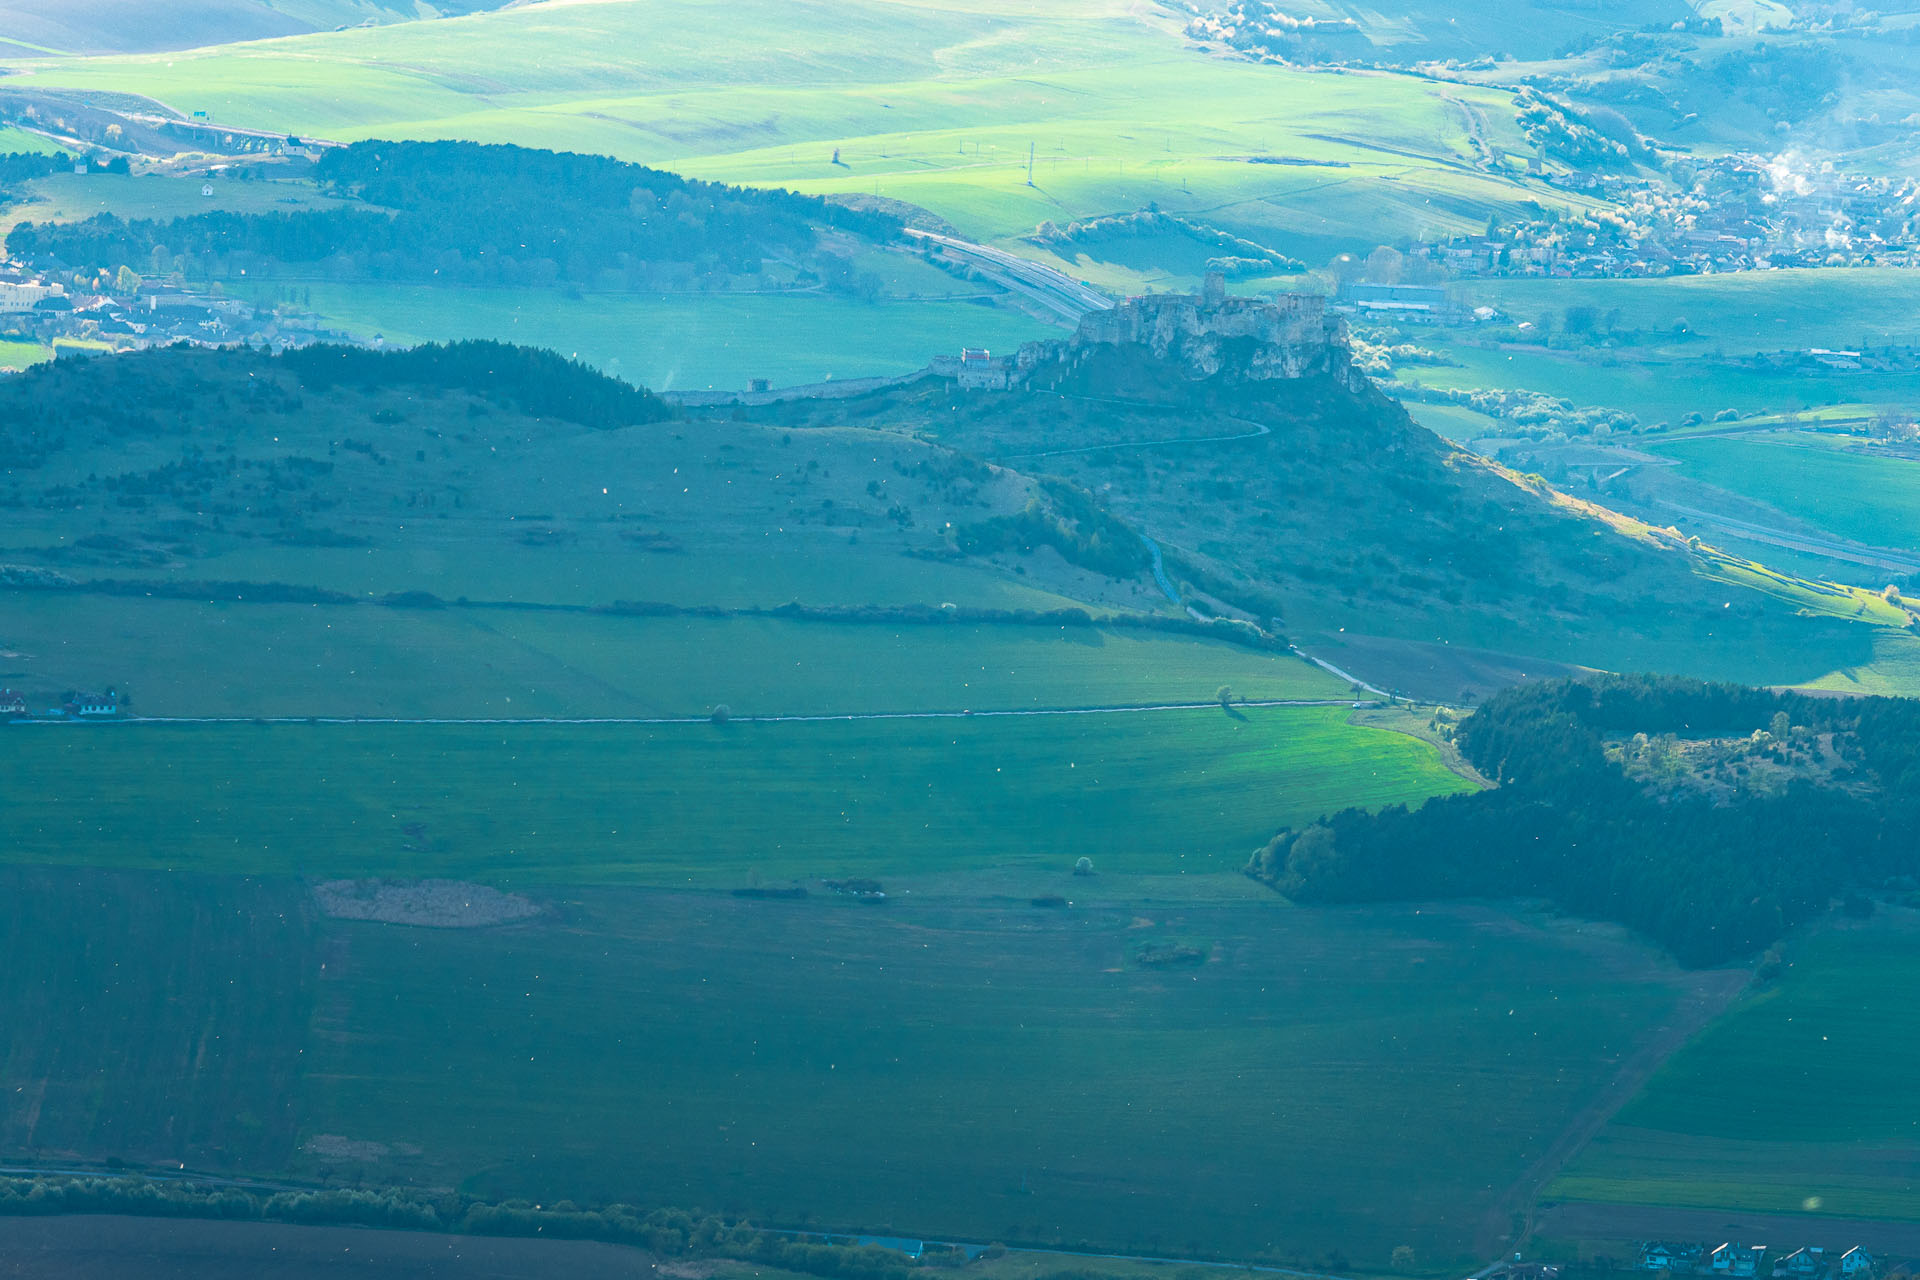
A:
7 139 903 288
1250 674 1920 965
0 1175 921 1280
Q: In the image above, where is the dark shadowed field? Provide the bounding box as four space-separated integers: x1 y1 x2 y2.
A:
0 1214 655 1278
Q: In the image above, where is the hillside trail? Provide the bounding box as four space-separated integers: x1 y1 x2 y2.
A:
1472 965 1753 1263
1442 94 1496 170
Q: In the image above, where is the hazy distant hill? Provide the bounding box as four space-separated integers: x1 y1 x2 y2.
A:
0 0 511 55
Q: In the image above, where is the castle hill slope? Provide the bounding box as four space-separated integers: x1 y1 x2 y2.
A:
724 286 1884 691
0 340 1364 717
0 296 1891 707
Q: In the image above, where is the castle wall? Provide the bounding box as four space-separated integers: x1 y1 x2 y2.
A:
1053 292 1354 386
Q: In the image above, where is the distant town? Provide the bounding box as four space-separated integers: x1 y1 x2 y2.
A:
0 258 351 360
1491 1242 1891 1280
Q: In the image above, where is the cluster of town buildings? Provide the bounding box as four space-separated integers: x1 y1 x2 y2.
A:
1422 154 1920 280
1490 1244 1888 1280
0 688 119 720
0 263 349 360
1636 1243 1881 1279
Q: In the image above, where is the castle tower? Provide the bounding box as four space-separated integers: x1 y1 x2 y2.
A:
1201 269 1227 309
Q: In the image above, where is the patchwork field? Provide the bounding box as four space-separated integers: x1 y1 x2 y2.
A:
0 864 1699 1268
4 0 1565 258
1393 270 1920 438
1549 911 1920 1223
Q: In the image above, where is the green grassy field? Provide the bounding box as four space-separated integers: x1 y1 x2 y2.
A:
1803 627 1920 697
0 171 345 241
0 336 47 369
0 864 1693 1267
1391 271 1920 437
1550 912 1920 1221
241 281 1054 392
5 0 1568 257
0 596 1348 718
0 124 58 152
1649 434 1920 552
1395 339 1920 430
0 707 1455 883
0 869 316 1168
1473 270 1920 358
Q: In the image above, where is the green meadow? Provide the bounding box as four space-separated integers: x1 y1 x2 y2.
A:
240 281 1054 392
7 0 1564 256
0 707 1456 884
1398 270 1920 431
1395 342 1876 426
0 125 58 153
1649 434 1920 552
1551 913 1920 1222
0 337 48 369
0 597 1349 719
0 171 345 240
1474 270 1920 356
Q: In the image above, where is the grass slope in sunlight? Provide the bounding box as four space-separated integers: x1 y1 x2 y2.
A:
7 0 1558 255
0 706 1460 883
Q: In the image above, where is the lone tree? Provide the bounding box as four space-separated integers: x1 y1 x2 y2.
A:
710 704 731 725
1073 856 1094 876
1216 684 1233 708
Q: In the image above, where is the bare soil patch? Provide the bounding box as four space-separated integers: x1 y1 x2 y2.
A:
313 879 541 928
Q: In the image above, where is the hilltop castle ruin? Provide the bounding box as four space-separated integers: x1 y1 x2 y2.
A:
935 271 1359 392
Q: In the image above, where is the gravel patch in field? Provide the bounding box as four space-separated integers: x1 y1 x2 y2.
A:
313 879 542 928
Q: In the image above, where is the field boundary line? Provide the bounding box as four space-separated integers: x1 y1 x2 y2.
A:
12 698 1374 729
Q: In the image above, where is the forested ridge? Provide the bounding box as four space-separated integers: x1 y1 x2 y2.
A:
282 340 673 427
6 140 902 288
0 339 670 472
1251 675 1920 965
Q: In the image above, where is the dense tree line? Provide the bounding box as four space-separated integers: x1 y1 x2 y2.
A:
7 140 902 288
281 340 673 427
0 1175 918 1280
1250 675 1920 965
0 150 69 195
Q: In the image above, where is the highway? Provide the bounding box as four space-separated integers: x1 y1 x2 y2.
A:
906 228 1114 321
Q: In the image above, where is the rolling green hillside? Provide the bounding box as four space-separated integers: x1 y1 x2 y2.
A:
0 0 512 56
4 0 1569 261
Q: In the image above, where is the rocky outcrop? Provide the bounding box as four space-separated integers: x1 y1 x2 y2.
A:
950 273 1360 391
1065 288 1356 384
